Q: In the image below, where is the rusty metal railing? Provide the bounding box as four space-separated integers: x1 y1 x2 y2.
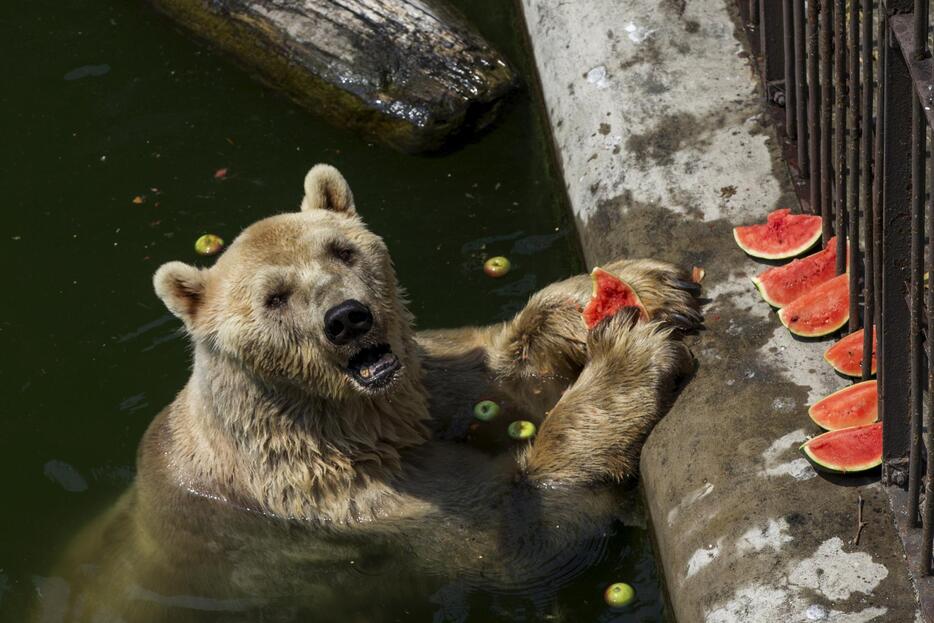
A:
741 0 934 575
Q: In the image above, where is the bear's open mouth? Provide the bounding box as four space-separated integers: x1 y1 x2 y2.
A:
346 344 401 389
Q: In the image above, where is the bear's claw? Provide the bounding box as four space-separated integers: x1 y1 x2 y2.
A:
670 278 702 295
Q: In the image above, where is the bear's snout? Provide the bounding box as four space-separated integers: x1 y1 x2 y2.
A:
324 299 373 345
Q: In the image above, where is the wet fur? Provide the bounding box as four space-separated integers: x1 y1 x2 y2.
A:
40 165 701 622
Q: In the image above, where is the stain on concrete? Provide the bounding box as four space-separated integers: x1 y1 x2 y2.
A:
736 518 793 553
686 538 722 579
625 112 709 169
759 429 816 481
789 537 889 601
617 38 663 71
579 200 722 267
660 0 687 18
667 481 714 526
707 536 889 621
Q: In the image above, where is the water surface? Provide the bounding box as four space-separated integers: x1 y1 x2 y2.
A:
0 0 665 620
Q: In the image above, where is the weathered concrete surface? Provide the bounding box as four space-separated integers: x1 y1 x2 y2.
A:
519 0 920 621
149 0 516 153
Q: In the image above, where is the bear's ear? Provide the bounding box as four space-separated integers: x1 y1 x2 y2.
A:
154 261 207 328
301 164 356 216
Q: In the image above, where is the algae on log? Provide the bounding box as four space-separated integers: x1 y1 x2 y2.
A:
149 0 518 152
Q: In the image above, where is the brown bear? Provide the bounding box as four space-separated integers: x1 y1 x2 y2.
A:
39 165 701 623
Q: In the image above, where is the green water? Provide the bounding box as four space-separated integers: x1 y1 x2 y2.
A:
0 0 665 621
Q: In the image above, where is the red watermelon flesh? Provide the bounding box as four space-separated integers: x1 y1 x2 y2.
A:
778 273 849 337
733 208 823 260
752 236 841 308
800 422 882 473
824 328 876 377
582 267 647 329
808 380 878 430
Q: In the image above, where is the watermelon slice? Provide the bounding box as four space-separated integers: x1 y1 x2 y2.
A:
824 328 876 377
808 380 878 430
800 422 882 473
733 208 823 260
582 267 647 329
752 237 841 308
778 273 849 337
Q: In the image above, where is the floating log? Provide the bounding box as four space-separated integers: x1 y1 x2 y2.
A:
149 0 518 152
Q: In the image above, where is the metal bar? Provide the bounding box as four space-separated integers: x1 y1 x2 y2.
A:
847 0 861 332
835 0 848 273
749 0 759 26
760 0 786 86
915 0 934 576
819 0 833 242
921 124 934 575
924 124 934 575
784 0 797 138
914 0 929 58
794 0 809 177
880 14 914 485
808 0 821 211
872 4 884 349
908 92 925 529
859 0 874 380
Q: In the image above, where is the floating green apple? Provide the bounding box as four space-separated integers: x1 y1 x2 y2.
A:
483 256 511 278
604 582 635 608
473 400 500 421
195 234 224 256
507 420 536 440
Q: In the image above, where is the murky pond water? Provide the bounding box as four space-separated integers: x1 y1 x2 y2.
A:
0 1 666 621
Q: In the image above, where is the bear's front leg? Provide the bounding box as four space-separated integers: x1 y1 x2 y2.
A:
489 258 700 389
517 310 694 486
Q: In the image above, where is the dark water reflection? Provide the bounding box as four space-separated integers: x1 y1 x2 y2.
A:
0 0 665 621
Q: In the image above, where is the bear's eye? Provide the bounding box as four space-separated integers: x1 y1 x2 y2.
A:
264 291 290 310
329 243 356 265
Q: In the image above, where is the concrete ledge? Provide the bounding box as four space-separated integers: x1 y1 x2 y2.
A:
519 0 919 620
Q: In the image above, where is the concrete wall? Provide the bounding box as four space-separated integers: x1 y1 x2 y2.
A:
518 0 920 620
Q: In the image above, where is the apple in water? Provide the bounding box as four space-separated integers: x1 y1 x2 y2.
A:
473 400 500 421
195 234 225 256
604 582 635 608
483 256 511 278
507 420 536 440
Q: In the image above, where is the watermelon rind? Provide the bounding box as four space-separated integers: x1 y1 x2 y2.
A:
799 423 883 473
751 275 782 308
824 328 876 377
807 380 878 431
733 209 823 260
778 273 849 337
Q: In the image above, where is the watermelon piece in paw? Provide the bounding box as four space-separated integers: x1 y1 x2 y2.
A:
582 267 647 329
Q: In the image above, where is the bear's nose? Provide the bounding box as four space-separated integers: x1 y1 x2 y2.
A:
324 299 373 345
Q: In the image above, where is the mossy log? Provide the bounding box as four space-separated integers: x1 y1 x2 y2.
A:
149 0 518 152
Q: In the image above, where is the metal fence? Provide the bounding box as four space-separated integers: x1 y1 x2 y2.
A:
740 0 934 574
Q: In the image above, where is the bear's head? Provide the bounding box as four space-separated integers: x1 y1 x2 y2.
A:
154 165 418 401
